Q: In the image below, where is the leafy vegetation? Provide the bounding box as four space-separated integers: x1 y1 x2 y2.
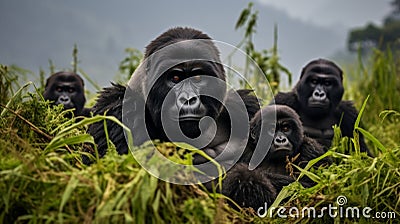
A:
232 2 292 97
346 49 400 153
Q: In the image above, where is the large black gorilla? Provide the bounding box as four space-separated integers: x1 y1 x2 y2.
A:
222 105 329 210
43 71 90 116
272 59 370 154
87 27 260 168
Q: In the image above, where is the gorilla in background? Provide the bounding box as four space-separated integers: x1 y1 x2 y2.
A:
87 27 260 168
272 59 370 155
222 105 330 210
43 71 91 117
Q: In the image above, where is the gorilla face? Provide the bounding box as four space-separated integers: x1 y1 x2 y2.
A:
296 59 344 116
126 28 227 146
250 105 303 162
267 118 296 160
147 61 226 139
43 71 86 115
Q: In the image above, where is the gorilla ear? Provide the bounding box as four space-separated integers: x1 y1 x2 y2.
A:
250 128 257 141
250 118 261 142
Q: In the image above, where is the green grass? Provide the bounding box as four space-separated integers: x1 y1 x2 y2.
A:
0 47 399 223
345 49 400 153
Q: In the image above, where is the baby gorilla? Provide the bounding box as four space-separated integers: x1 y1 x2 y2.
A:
222 105 329 210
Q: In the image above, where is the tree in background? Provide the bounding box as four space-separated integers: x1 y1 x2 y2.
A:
348 0 400 53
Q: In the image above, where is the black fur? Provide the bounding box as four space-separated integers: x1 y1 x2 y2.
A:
272 58 370 155
87 83 126 157
87 27 260 165
222 105 329 209
145 27 214 58
87 84 260 159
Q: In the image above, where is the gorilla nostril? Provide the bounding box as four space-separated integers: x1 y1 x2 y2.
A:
177 93 189 107
177 93 200 109
313 89 326 99
178 97 186 105
58 95 71 104
188 96 200 106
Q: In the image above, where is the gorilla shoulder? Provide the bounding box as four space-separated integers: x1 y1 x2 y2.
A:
272 91 299 110
87 83 127 157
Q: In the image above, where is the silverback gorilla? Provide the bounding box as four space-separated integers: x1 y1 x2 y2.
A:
272 59 370 155
43 71 90 117
87 27 260 168
223 105 330 209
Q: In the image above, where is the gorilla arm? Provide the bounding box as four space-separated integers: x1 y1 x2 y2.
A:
222 162 280 208
295 136 331 187
221 136 329 210
80 108 92 117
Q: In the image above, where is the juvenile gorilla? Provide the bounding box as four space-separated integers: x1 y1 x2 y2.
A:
273 59 370 154
87 27 259 168
43 71 90 116
222 105 329 209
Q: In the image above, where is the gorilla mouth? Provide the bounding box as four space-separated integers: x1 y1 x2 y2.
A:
178 109 206 121
308 101 329 109
179 115 203 121
273 146 292 152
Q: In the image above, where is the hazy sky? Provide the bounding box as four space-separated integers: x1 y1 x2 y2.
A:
0 0 392 91
259 0 391 28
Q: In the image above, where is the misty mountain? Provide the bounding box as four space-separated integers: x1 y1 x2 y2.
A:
0 0 345 91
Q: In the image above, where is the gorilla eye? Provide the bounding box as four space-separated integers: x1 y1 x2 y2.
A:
324 80 332 86
282 125 291 133
310 79 318 85
171 75 181 83
56 87 62 92
68 88 75 93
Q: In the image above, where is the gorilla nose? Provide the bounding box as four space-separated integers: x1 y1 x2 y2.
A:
274 135 288 146
177 92 200 110
312 89 326 100
58 95 71 105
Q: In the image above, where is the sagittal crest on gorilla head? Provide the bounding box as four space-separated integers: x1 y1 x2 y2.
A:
299 58 343 80
145 27 215 58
